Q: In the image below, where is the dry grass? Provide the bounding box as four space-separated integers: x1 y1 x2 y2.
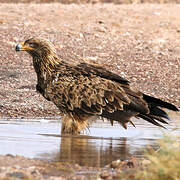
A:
117 135 180 180
136 135 180 180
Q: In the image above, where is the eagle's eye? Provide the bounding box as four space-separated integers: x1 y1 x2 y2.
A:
29 43 38 49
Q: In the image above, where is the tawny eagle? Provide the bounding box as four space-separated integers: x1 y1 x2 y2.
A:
16 38 179 134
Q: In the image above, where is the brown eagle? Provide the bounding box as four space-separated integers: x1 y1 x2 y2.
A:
16 38 179 134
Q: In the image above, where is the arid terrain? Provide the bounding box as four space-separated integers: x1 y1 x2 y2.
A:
0 2 180 179
0 3 180 118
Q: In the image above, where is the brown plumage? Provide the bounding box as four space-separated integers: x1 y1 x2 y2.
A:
16 38 179 134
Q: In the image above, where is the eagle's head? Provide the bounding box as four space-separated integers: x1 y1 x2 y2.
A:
16 37 57 59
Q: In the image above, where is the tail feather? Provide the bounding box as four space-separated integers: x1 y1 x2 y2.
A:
138 94 179 128
143 94 179 111
101 93 178 129
149 105 170 120
138 114 166 128
150 115 168 124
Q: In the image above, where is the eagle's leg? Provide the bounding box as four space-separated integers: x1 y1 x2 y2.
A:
61 113 89 134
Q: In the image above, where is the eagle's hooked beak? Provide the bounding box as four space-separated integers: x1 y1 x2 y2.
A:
15 42 33 52
15 43 23 51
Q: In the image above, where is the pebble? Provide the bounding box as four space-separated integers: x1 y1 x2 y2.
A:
100 171 111 179
111 160 121 168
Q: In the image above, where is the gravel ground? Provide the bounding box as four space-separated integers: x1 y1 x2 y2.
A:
0 3 179 117
0 154 143 179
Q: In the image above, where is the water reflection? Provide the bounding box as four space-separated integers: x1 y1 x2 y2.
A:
60 135 130 166
39 134 156 167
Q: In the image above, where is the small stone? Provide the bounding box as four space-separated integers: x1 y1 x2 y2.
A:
31 169 40 176
100 171 110 179
111 159 121 168
96 26 107 33
6 154 15 158
116 52 121 56
79 33 84 38
98 21 104 24
127 161 134 168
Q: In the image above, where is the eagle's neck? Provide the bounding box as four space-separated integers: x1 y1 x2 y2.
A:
33 53 61 89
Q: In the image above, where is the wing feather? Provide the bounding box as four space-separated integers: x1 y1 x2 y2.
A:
77 62 130 85
47 63 148 120
46 61 153 128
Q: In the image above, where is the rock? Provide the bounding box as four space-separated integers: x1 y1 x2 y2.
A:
111 160 121 168
6 154 15 158
96 26 107 33
127 161 134 168
100 171 111 179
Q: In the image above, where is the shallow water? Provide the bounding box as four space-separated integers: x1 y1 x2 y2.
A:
0 112 179 167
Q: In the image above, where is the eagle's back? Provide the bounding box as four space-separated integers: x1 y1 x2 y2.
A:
42 62 148 122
